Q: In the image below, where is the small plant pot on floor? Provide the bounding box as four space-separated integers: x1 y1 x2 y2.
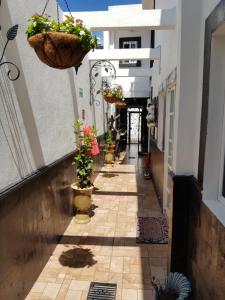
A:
71 183 94 224
105 150 114 164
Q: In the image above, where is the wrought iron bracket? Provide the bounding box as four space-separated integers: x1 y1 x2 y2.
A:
0 0 20 81
89 60 116 106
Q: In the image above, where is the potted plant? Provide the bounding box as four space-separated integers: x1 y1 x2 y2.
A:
26 15 97 69
104 131 115 164
101 84 124 104
71 120 99 224
116 100 126 109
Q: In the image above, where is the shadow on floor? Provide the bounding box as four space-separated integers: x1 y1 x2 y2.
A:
59 246 97 268
101 173 119 178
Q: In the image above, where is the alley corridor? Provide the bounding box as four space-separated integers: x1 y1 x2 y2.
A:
26 150 168 300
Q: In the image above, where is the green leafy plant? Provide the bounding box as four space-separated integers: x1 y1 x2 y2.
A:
104 131 115 150
26 14 97 52
73 120 99 189
102 85 124 100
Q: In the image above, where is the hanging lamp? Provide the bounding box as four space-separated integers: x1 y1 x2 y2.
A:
26 0 97 71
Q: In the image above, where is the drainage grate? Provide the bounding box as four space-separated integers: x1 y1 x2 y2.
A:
87 282 117 300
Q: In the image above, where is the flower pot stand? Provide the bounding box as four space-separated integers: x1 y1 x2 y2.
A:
105 150 114 164
71 184 94 224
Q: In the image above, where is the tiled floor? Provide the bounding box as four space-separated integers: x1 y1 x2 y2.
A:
26 146 168 300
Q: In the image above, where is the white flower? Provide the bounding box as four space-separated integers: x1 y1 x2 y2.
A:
80 30 85 36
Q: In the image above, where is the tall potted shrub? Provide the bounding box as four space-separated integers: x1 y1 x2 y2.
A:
71 120 99 224
26 15 97 69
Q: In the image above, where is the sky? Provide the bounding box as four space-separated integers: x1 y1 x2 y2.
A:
59 0 141 12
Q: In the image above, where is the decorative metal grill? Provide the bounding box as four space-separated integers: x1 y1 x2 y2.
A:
87 282 117 300
89 60 116 106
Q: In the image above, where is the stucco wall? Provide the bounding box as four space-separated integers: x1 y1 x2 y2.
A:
151 0 222 177
0 0 100 191
152 0 178 98
105 5 152 99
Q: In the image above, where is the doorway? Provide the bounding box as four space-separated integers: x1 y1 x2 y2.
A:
127 108 142 152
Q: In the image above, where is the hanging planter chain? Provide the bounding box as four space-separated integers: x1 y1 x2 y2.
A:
42 0 73 19
28 0 87 73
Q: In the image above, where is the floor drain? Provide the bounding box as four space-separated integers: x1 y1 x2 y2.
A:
87 282 117 300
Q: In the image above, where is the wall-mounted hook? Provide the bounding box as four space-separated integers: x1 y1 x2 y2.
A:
0 3 20 82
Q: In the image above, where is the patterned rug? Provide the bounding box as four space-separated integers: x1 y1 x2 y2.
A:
136 216 168 244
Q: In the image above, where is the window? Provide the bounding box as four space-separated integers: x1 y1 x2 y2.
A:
119 37 141 68
167 88 175 170
203 33 225 212
157 91 166 151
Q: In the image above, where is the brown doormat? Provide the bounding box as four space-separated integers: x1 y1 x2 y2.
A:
136 216 168 244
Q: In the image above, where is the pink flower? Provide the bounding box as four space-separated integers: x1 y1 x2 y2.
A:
32 13 42 17
83 125 92 135
91 138 100 156
83 125 99 156
76 19 83 25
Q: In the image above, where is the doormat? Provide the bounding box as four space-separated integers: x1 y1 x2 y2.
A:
87 282 117 300
136 216 168 244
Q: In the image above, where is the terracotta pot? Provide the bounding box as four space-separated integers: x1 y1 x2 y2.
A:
28 32 88 69
103 95 117 104
147 122 156 128
106 144 116 151
71 183 94 224
105 150 114 164
116 100 126 109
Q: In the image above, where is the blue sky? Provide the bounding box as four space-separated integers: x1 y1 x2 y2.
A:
59 0 141 12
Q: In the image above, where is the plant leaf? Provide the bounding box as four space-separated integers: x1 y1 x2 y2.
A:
7 24 19 41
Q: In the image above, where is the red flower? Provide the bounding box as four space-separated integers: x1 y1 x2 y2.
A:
83 125 99 156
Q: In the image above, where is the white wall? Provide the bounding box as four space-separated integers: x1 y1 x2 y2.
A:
0 0 98 190
151 0 223 177
152 0 178 98
105 5 152 99
175 0 221 177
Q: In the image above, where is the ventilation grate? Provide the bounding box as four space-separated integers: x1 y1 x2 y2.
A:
87 282 117 300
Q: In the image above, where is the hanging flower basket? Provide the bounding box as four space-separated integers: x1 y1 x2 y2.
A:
103 95 117 104
26 14 97 70
116 100 126 109
101 84 125 104
28 32 88 69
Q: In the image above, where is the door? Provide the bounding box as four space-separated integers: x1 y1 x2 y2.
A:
127 108 142 145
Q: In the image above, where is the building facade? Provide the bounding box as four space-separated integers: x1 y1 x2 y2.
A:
151 0 225 298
